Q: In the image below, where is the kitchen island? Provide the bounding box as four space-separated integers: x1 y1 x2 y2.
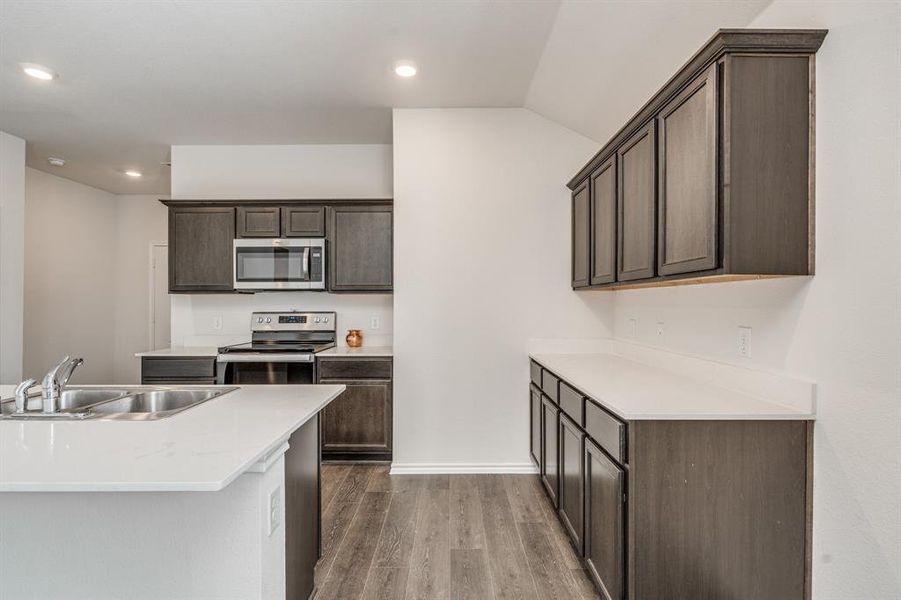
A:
0 384 343 600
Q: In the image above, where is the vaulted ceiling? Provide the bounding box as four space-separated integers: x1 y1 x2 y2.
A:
0 0 770 194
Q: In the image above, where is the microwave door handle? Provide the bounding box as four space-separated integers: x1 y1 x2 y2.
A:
303 246 310 281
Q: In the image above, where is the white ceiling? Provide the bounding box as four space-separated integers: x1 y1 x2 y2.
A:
0 0 561 193
0 0 772 195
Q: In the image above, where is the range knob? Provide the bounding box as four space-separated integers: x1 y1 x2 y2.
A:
265 317 271 323
257 317 264 324
314 317 321 323
323 317 329 323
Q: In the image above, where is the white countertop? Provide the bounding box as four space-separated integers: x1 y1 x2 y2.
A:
317 345 393 357
0 384 344 492
136 345 393 357
531 352 815 421
135 346 219 357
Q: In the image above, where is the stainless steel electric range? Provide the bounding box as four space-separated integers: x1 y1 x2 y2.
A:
216 311 336 385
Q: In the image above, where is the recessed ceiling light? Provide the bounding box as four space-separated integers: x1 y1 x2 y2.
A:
124 170 142 178
20 63 57 81
394 61 417 78
47 157 66 167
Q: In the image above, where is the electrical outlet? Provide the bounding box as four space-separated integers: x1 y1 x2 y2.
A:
212 316 223 331
268 486 281 536
656 321 665 338
738 326 752 358
627 318 637 339
370 316 380 330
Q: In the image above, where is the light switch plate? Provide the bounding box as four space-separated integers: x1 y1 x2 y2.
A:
370 316 380 330
627 318 637 339
268 486 281 536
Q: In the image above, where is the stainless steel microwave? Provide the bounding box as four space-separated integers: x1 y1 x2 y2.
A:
233 238 325 290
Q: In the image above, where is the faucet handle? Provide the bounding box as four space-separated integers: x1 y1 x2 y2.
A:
14 378 38 413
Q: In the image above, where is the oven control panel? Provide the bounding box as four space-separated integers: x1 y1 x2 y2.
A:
251 311 336 332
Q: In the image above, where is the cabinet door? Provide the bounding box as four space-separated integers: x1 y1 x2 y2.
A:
572 180 590 288
169 207 235 292
590 157 617 285
530 386 542 466
584 439 625 600
541 396 560 507
236 206 280 237
321 381 392 458
617 122 656 282
282 206 325 237
559 413 585 554
329 205 393 291
657 64 718 275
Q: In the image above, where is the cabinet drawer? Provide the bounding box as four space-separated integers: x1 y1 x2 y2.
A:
541 370 559 403
585 399 627 464
141 357 216 379
559 382 584 426
317 358 392 380
530 361 542 387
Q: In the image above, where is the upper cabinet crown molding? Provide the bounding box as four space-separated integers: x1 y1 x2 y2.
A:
568 28 827 291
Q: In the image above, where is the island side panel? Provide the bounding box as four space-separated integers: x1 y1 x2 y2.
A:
285 413 320 600
628 419 811 600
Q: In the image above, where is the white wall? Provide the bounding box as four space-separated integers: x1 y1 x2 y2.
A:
171 144 392 199
0 132 26 384
169 144 394 349
392 108 610 471
611 4 901 598
112 195 168 383
23 168 118 384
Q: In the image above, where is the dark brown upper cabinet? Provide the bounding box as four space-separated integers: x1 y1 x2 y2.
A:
571 180 590 288
657 63 717 275
168 207 235 292
617 122 656 282
282 206 325 237
236 206 280 238
161 199 392 294
590 157 616 285
329 204 393 292
567 29 827 290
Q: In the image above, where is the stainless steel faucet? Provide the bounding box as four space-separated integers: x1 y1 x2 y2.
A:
41 356 84 413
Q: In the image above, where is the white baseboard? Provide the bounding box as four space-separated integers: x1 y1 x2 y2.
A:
389 462 539 475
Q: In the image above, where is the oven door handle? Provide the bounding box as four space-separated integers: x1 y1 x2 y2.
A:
216 353 315 363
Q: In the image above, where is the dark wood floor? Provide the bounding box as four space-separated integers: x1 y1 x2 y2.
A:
315 463 599 600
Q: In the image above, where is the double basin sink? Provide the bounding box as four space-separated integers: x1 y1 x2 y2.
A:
0 386 237 420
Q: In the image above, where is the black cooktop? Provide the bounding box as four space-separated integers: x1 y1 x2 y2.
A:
217 341 336 354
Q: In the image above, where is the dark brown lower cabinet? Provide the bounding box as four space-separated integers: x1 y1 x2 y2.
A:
284 414 320 600
585 438 625 600
530 358 813 600
558 412 584 554
141 356 217 385
317 357 393 461
540 396 559 507
530 385 541 466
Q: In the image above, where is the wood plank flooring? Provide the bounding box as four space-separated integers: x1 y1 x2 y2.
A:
315 464 599 600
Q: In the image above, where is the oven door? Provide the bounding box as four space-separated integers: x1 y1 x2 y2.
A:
233 238 325 290
216 353 315 385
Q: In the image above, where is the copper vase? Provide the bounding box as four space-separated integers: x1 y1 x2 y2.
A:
346 329 363 348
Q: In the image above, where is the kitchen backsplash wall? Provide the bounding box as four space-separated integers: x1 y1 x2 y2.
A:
171 293 393 348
